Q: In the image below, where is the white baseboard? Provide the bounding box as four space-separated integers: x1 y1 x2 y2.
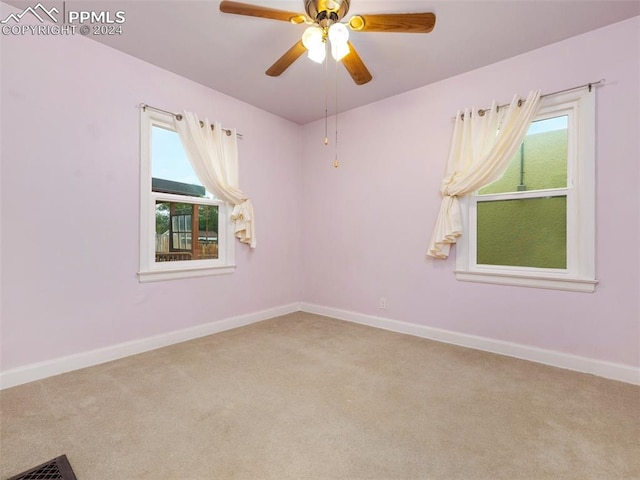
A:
300 303 640 386
0 303 301 390
3 302 638 389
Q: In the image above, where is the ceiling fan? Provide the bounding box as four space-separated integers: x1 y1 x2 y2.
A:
219 0 436 85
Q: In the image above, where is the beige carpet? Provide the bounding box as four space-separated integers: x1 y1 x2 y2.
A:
1 312 639 480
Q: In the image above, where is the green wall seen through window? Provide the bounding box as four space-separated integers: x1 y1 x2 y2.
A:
477 117 568 269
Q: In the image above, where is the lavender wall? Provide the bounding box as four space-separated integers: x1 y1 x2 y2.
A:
1 2 638 376
301 17 640 367
0 3 303 371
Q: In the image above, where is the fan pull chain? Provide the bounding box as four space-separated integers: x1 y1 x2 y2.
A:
324 40 329 146
334 55 339 168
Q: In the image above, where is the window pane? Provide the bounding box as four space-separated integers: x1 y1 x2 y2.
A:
479 116 568 195
156 201 170 253
155 200 218 262
198 205 219 260
477 196 566 269
151 126 208 198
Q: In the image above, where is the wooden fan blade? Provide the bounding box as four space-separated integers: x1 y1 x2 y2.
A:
341 42 372 85
348 12 436 33
220 1 306 23
266 40 307 77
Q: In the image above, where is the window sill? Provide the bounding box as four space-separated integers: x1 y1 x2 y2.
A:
138 264 235 283
454 270 597 293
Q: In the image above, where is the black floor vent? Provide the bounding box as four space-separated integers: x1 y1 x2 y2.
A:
6 455 77 480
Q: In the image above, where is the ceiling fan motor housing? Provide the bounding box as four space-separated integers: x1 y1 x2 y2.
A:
305 0 350 23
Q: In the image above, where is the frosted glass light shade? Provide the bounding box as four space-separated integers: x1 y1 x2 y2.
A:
328 23 349 61
302 26 326 63
302 26 324 50
307 45 326 63
328 23 349 44
331 41 349 61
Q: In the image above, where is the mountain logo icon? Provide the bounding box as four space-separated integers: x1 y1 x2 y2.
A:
1 3 59 24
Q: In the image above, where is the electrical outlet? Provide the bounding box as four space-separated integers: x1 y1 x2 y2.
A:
379 297 387 309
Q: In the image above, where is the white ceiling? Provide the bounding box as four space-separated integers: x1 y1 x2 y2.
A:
10 1 639 124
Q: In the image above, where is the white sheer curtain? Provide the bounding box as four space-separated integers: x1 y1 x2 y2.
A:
427 90 541 259
174 111 256 248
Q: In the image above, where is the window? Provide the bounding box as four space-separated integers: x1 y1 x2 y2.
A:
139 109 235 282
455 89 596 292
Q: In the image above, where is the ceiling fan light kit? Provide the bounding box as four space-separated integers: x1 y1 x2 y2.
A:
219 0 436 85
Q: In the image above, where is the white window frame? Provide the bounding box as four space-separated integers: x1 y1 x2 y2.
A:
138 108 235 282
455 89 597 293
